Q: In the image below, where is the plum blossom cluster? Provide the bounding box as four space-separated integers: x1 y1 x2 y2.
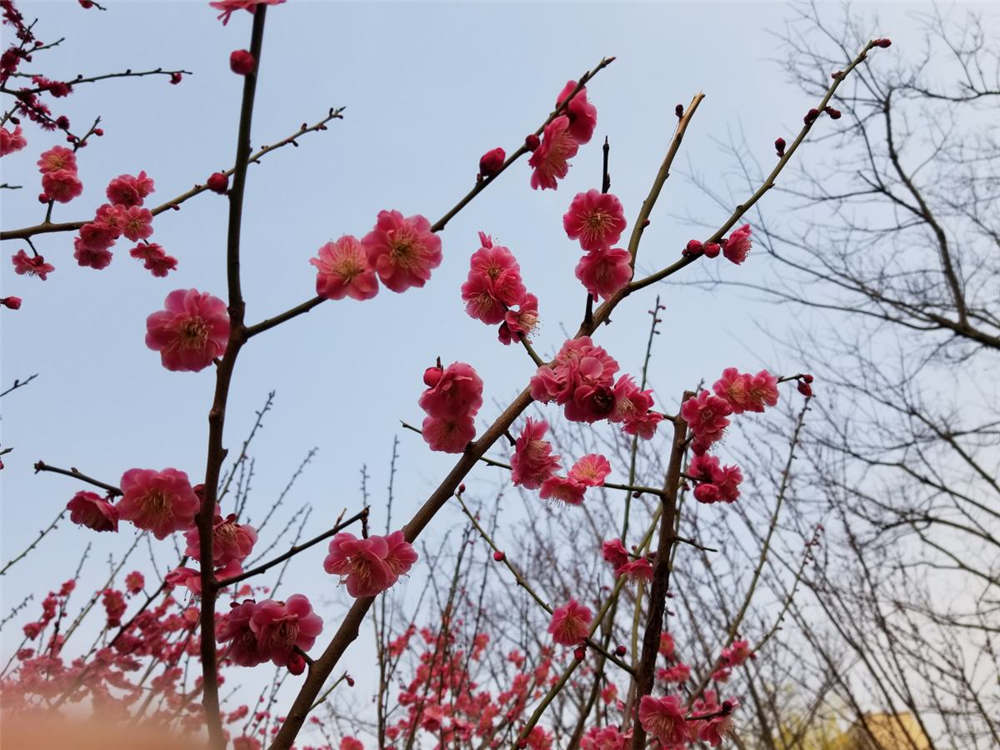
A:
530 336 662 437
5 571 210 730
418 361 484 453
509 417 614 505
215 594 322 675
680 367 778 504
36 145 81 204
65 468 200 540
638 692 737 748
564 189 632 300
322 530 418 598
710 638 754 683
69 169 176 275
528 80 598 190
601 538 654 583
164 512 259 594
460 232 539 345
379 620 561 747
311 210 441 301
682 223 753 265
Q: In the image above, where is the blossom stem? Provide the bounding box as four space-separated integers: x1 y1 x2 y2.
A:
629 398 690 750
198 8 268 748
0 108 343 242
32 460 122 496
216 507 368 588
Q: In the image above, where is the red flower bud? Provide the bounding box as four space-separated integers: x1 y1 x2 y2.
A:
55 115 69 129
493 551 505 562
674 104 684 118
874 38 892 48
478 147 505 178
1 296 22 310
346 675 355 686
824 106 842 119
804 108 820 125
169 72 183 85
702 242 721 259
524 134 540 151
206 172 229 194
774 137 786 157
286 652 306 675
615 645 626 656
797 381 813 397
803 373 814 383
423 366 443 387
683 239 703 256
230 50 256 76
573 646 586 661
94 128 104 136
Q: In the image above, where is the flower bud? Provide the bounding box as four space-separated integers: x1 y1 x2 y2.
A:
230 50 256 76
804 108 820 125
824 106 842 119
1 296 23 310
478 147 505 179
524 134 540 151
683 239 703 256
422 366 442 387
206 172 229 194
674 104 684 118
874 38 892 48
774 137 786 157
702 242 721 259
287 652 306 675
493 550 505 562
170 72 183 85
797 381 813 397
573 645 586 660
615 645 626 656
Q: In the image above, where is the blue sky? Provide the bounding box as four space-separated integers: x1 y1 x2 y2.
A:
0 0 943 738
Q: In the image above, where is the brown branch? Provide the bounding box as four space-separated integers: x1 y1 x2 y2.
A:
217 508 367 588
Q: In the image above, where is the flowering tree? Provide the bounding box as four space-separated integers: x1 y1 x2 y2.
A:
0 1 897 748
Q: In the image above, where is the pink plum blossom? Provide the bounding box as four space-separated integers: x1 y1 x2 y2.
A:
548 599 592 645
36 146 76 174
460 232 526 324
539 475 587 506
362 210 441 293
563 190 626 252
145 289 230 372
638 694 690 746
722 224 752 264
568 454 611 486
184 513 257 570
0 126 26 156
66 491 118 532
324 533 395 598
11 250 54 280
250 594 323 669
529 115 578 190
41 168 82 203
575 247 632 300
556 81 598 145
117 468 200 540
498 293 539 345
510 418 561 489
311 235 379 301
106 171 154 207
